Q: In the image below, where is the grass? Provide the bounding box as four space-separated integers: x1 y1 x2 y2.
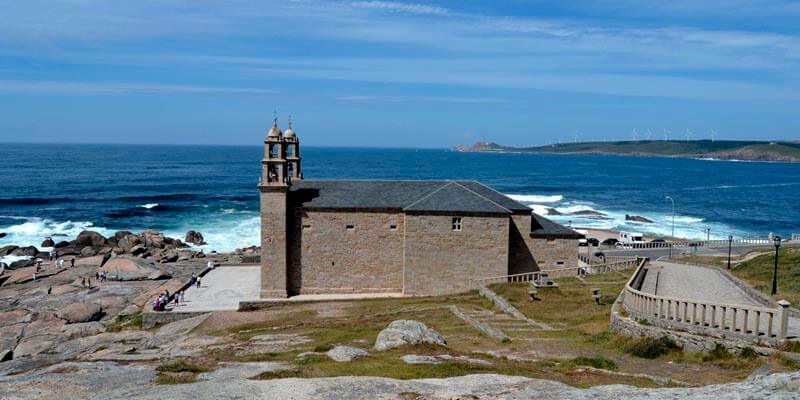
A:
623 337 680 359
155 373 198 385
194 272 777 388
782 341 800 353
106 312 143 332
156 359 215 374
569 356 618 371
732 248 800 305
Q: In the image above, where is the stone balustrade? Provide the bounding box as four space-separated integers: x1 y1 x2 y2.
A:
622 262 792 343
469 256 641 288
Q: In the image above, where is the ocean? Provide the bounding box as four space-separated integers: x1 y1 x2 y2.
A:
1 143 799 254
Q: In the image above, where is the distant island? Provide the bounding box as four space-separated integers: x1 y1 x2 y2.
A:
453 140 800 163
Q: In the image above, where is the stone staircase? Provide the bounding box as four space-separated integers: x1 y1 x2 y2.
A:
458 308 551 339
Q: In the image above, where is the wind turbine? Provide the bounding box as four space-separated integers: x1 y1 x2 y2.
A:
632 129 639 142
686 128 693 142
663 128 671 142
646 128 653 141
574 131 579 144
710 129 717 143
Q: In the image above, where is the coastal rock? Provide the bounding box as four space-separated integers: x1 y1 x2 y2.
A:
56 302 104 324
9 259 34 270
129 244 147 256
54 240 70 248
80 246 97 257
184 230 207 246
142 231 166 248
626 214 654 223
374 320 446 351
41 237 55 247
11 246 39 257
100 256 170 281
0 245 19 256
61 321 106 340
569 210 607 217
0 232 6 239
546 208 562 216
75 231 107 247
326 346 369 362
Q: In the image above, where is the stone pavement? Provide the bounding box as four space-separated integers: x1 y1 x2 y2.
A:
177 266 261 312
641 261 799 339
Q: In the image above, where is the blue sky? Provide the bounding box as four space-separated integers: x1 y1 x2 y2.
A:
0 0 798 147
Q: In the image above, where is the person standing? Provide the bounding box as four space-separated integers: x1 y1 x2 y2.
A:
196 277 201 288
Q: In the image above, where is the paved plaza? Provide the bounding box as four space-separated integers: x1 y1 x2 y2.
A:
177 266 261 312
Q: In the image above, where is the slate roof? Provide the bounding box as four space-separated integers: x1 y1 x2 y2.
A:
289 180 527 215
288 179 581 238
531 214 585 239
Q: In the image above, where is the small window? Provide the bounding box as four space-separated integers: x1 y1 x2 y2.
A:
452 217 462 231
346 224 355 231
556 261 565 266
302 224 311 230
389 224 397 230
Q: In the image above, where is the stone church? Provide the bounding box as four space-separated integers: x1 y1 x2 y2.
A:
259 118 581 298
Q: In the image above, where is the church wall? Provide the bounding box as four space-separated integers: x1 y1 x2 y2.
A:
403 213 509 296
289 209 404 294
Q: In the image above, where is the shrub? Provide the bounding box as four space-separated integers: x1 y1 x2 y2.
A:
156 360 214 374
570 356 618 371
623 336 679 359
702 344 733 362
313 344 334 352
782 341 800 353
739 347 758 359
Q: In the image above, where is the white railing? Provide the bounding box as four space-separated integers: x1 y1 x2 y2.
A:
792 234 800 242
470 257 641 289
622 262 792 341
598 238 772 250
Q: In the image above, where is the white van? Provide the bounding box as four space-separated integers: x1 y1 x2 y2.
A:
618 231 644 247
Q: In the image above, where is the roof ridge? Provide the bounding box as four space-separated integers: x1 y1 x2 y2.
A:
451 181 512 213
402 180 456 210
461 181 531 211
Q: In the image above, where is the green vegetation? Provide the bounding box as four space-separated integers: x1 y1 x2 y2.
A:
782 341 800 353
156 359 215 374
732 248 800 305
106 312 143 332
569 356 618 371
155 373 198 385
194 271 788 388
623 337 680 359
457 140 800 162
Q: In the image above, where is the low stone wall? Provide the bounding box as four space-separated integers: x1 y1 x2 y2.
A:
610 291 770 354
448 305 509 342
142 310 209 329
477 286 528 321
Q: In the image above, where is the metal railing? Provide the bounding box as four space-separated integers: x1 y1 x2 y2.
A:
622 260 792 341
600 238 772 250
792 234 800 241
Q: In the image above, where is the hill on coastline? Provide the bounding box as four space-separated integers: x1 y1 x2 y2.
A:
453 140 800 163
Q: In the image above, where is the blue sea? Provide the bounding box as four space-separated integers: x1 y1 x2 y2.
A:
1 144 799 253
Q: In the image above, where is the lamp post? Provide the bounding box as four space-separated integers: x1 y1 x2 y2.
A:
665 196 675 259
771 235 781 295
727 234 733 270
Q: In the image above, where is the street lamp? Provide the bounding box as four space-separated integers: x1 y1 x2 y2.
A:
771 235 781 295
665 196 675 258
727 234 733 270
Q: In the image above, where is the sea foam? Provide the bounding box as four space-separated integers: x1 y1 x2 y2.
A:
506 194 563 203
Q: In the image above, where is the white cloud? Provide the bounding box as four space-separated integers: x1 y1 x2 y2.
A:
0 80 273 95
348 1 449 16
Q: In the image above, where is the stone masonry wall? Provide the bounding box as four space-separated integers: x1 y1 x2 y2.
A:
529 237 578 271
289 209 404 294
403 213 509 296
260 188 288 298
508 214 539 275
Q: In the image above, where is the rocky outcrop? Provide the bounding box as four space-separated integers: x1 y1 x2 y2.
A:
184 230 207 246
100 256 171 281
326 346 369 362
626 214 654 223
41 237 55 247
374 320 446 351
75 231 107 247
0 245 19 256
56 302 104 324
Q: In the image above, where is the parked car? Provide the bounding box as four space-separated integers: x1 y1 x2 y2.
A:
587 238 600 246
601 238 618 246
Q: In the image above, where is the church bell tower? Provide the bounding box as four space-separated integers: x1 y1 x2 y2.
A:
259 113 302 298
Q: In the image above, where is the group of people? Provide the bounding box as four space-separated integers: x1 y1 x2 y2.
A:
95 270 109 282
54 257 75 269
152 289 185 311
